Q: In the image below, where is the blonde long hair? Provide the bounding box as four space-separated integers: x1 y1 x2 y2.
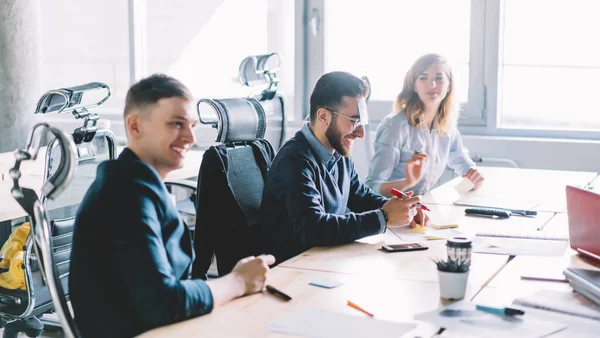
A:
393 54 458 134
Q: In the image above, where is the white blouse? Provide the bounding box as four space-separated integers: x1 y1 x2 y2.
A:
365 111 475 196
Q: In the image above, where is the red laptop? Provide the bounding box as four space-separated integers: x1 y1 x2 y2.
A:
566 185 600 262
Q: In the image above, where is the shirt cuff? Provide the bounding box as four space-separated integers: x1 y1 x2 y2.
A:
459 165 476 176
376 209 387 231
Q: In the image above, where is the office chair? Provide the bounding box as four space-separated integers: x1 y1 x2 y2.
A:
0 83 115 338
191 96 276 279
239 52 286 150
6 122 80 338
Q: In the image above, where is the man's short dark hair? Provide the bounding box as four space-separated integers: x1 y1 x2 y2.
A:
123 73 193 118
309 71 369 123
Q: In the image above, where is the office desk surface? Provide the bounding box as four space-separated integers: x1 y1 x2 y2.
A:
138 267 451 338
400 204 557 238
423 167 597 213
278 232 509 292
0 149 204 223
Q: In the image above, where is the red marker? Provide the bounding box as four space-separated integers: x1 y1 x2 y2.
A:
390 188 431 211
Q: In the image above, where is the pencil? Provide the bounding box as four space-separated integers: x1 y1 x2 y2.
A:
347 300 374 317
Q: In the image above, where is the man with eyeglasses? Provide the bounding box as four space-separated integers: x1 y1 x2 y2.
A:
259 71 426 264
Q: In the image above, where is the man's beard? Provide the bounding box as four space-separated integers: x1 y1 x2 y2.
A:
325 117 351 156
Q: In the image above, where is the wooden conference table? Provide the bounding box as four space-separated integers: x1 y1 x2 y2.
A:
139 166 600 337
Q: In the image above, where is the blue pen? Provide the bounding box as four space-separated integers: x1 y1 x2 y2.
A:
476 305 525 316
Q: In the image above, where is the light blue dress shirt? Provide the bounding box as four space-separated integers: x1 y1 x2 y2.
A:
301 123 387 227
365 112 475 196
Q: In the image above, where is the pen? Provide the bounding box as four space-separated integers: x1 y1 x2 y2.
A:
347 300 374 317
390 188 431 211
476 304 525 316
265 285 292 301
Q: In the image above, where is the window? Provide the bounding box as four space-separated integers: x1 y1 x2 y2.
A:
499 0 600 131
39 0 130 135
141 0 296 145
321 0 478 121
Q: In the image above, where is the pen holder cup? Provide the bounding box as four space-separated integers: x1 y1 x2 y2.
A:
438 270 469 300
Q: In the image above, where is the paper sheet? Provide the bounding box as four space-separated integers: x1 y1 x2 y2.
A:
455 179 475 195
513 290 600 321
391 225 464 242
266 307 415 338
473 236 568 256
453 195 540 211
415 301 567 338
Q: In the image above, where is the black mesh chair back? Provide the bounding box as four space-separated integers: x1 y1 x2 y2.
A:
192 97 275 277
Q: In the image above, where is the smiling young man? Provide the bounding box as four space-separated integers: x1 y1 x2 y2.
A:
69 74 275 338
259 71 425 264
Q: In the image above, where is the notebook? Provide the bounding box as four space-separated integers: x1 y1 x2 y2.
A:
563 268 600 306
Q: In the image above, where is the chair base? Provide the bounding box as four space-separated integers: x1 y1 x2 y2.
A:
39 315 63 332
3 317 43 338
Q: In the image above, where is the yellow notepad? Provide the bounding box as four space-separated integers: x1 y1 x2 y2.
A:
403 225 427 234
428 223 459 230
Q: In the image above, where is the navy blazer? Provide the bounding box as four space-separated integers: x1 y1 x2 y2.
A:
69 148 213 338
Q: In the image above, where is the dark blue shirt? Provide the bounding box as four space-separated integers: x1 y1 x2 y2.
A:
69 148 213 338
260 125 389 264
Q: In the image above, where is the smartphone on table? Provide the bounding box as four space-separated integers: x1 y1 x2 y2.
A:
382 243 428 252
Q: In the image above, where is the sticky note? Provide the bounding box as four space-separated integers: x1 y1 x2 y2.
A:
309 280 343 289
424 235 447 240
428 223 459 230
404 225 426 234
454 179 475 195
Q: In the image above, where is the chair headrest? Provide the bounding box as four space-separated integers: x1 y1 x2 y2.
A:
198 97 266 144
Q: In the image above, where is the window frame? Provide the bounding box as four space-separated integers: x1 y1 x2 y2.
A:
305 0 600 140
303 0 486 127
461 0 600 140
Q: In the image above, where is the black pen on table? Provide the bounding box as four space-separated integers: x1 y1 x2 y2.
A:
265 285 292 301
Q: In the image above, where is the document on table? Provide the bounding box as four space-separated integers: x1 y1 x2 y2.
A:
513 290 600 321
415 301 567 338
391 225 464 242
473 235 568 256
453 195 540 211
266 307 415 338
510 290 600 337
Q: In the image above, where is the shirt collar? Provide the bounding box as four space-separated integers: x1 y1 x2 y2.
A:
301 122 339 164
118 147 140 161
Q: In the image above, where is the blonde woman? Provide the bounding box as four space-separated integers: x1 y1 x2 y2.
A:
365 54 484 198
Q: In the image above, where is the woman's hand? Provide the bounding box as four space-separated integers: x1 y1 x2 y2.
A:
405 153 428 187
464 168 484 189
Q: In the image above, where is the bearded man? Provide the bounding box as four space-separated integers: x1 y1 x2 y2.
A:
259 71 426 264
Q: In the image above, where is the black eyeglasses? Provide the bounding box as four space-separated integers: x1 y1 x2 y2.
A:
324 108 362 131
